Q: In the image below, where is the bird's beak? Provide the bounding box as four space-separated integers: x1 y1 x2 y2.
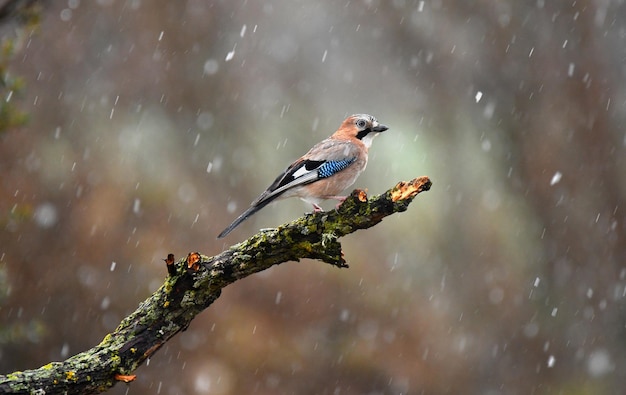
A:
372 123 388 133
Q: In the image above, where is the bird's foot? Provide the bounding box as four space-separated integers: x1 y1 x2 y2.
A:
330 195 348 209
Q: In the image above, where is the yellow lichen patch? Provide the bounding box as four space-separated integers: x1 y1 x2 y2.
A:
110 355 122 366
100 333 114 345
65 370 78 382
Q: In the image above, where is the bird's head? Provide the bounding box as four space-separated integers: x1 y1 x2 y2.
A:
343 114 388 148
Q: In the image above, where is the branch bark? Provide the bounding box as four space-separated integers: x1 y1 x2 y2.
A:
0 176 431 394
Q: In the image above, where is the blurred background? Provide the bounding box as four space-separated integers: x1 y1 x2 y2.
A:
1 1 625 394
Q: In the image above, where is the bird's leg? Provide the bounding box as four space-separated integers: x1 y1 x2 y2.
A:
326 195 347 210
311 203 324 212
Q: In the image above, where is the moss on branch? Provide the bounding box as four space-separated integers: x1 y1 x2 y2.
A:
0 176 431 395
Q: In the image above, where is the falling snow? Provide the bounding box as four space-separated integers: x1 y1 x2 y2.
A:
550 171 562 186
4 2 625 394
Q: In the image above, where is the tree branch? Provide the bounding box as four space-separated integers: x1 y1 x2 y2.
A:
0 176 431 394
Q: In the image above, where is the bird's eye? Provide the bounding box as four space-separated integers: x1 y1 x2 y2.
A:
356 119 367 129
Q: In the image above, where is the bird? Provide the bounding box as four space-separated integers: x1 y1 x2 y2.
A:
217 114 388 238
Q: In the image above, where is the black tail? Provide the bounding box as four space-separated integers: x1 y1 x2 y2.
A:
217 198 274 238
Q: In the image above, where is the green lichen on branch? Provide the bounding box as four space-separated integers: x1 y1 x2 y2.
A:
0 176 431 395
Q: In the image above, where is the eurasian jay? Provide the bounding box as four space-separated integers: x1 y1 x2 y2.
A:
217 114 388 238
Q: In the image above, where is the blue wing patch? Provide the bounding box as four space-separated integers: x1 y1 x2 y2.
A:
317 158 356 178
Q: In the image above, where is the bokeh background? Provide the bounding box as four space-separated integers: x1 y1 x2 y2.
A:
1 1 625 394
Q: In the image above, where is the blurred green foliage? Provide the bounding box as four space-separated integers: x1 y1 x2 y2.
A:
0 1 40 134
0 39 28 132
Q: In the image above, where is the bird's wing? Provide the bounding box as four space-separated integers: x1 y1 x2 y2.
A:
253 139 359 205
217 140 359 239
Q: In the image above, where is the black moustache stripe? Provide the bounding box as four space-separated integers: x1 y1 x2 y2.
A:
356 128 371 140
